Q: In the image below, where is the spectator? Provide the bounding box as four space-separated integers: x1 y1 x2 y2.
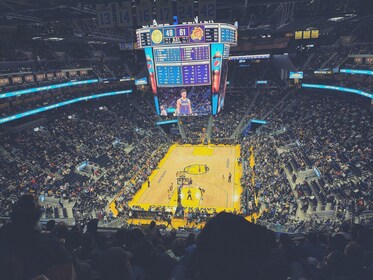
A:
0 195 76 280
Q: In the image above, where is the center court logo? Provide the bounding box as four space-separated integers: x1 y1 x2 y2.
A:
184 164 209 175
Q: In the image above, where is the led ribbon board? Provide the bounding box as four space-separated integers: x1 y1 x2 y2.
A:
0 79 99 99
156 119 178 125
251 119 267 124
340 69 373 76
0 90 132 124
302 83 373 99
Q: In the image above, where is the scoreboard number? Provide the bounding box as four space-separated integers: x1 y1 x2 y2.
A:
198 0 216 21
164 29 175 37
177 28 187 36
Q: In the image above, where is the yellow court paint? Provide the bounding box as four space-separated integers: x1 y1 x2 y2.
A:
192 146 214 156
128 144 243 214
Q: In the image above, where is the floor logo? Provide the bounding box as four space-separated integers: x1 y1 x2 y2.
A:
184 164 209 175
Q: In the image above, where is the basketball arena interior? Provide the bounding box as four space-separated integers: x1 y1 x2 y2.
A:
0 0 373 279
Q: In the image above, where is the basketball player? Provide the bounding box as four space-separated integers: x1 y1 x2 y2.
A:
228 172 232 183
176 89 192 115
199 187 205 200
166 214 172 227
187 189 192 200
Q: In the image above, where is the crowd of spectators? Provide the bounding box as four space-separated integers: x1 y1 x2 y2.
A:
1 196 373 280
211 89 257 139
180 116 209 142
0 95 172 223
238 89 373 230
240 133 299 231
0 81 128 119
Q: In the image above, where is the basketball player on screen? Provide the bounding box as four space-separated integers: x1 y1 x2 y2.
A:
176 89 192 115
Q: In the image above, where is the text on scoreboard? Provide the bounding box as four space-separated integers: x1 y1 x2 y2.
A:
155 63 210 86
154 45 210 62
153 44 211 87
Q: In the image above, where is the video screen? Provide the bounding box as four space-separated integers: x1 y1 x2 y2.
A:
157 86 212 117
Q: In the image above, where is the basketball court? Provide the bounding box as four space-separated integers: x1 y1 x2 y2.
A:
128 144 242 213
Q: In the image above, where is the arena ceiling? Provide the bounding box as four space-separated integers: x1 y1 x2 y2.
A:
0 0 312 26
0 0 95 25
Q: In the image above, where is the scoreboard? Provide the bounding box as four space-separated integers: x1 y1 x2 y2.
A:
136 23 237 48
153 45 210 86
154 45 210 62
137 23 237 115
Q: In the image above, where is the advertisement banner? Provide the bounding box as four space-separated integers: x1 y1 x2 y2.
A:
144 47 157 95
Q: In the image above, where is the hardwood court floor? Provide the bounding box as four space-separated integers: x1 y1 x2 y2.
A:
129 144 242 213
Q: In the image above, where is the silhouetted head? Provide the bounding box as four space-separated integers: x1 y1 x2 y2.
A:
195 212 271 280
86 219 99 234
330 234 347 252
172 238 185 257
45 220 56 231
149 221 156 230
186 232 195 247
10 195 42 229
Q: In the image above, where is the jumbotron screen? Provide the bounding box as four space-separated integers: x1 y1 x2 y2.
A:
153 45 210 86
137 23 237 115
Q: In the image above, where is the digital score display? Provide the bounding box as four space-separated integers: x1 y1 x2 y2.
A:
221 28 236 43
180 46 209 61
223 44 230 59
205 25 219 43
156 65 182 86
139 31 151 47
182 63 210 85
153 45 211 86
163 26 190 45
155 64 210 86
154 46 209 62
154 47 181 62
137 23 236 48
